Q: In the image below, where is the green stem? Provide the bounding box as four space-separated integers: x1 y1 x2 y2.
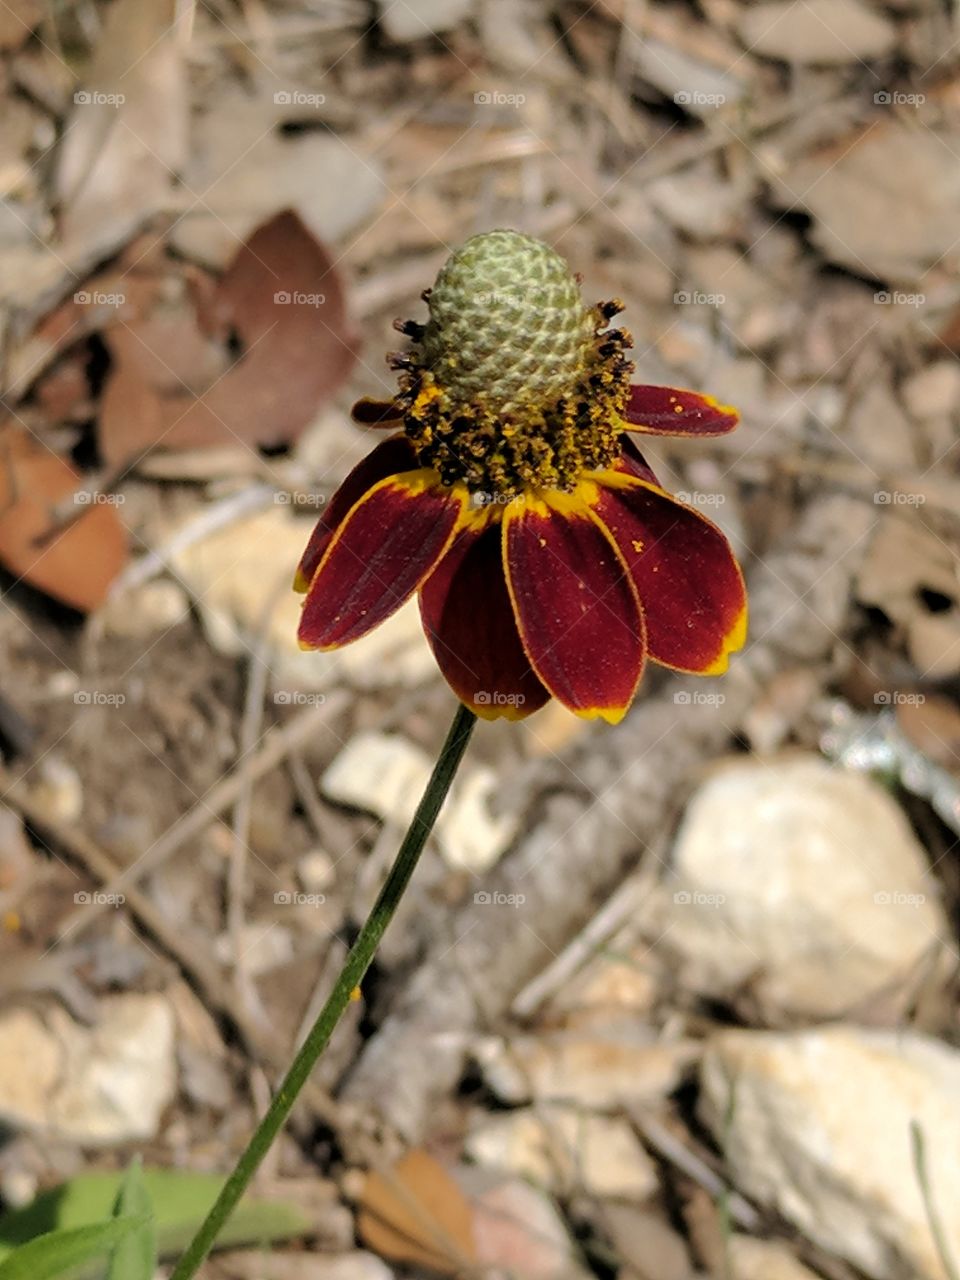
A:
171 702 478 1280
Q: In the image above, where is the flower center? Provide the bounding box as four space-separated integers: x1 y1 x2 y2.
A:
391 230 633 498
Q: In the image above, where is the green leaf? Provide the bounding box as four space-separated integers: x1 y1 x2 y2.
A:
0 1170 311 1275
106 1160 156 1280
0 1215 148 1280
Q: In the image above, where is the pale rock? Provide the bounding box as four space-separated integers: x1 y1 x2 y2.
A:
214 924 295 976
101 579 190 637
766 125 960 284
380 0 474 41
171 507 435 691
476 1030 697 1108
466 1104 658 1199
739 0 896 64
323 735 516 871
700 1026 960 1280
472 1177 583 1279
172 88 384 267
628 35 745 115
28 756 83 824
437 765 517 873
298 849 336 894
648 166 748 240
322 733 430 828
658 756 948 1018
902 361 960 420
844 377 917 474
728 1235 822 1280
907 611 960 680
224 1252 394 1280
550 947 658 1028
602 1204 691 1280
0 994 176 1145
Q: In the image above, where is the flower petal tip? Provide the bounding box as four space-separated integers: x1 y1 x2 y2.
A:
292 568 311 594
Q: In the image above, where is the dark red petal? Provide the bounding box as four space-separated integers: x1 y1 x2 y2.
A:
624 384 739 436
420 518 550 721
294 435 416 592
351 397 404 427
615 435 660 486
298 471 466 650
593 475 746 674
503 491 645 723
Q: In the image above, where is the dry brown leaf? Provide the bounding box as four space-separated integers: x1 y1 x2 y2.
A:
98 210 358 464
357 1149 477 1275
0 428 126 610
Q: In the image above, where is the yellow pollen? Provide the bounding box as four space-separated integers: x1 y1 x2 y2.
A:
632 538 645 553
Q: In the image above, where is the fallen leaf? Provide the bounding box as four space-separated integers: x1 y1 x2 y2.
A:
0 427 126 610
357 1150 477 1275
98 210 358 464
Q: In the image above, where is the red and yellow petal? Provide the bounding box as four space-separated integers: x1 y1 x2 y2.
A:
614 435 660 486
623 385 738 437
592 473 746 674
298 470 467 651
294 435 417 592
502 487 646 724
419 516 550 721
351 397 404 427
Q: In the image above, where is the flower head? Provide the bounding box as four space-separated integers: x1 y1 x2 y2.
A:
295 230 746 723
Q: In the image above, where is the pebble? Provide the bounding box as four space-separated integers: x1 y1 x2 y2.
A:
739 0 896 64
0 994 176 1145
700 1026 960 1280
902 361 960 420
659 755 948 1018
379 0 474 41
728 1236 823 1280
466 1104 658 1199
